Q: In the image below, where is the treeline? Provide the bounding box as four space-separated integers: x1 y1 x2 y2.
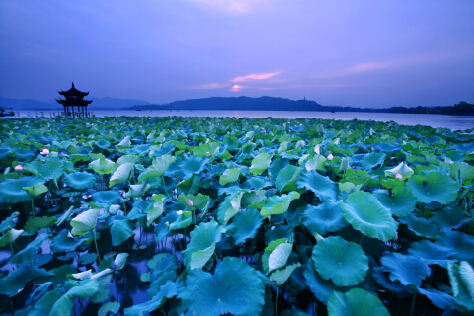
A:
388 101 474 116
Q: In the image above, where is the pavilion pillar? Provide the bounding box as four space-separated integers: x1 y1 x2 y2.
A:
86 107 88 117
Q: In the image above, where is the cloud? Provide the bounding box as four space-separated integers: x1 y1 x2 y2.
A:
230 85 249 92
230 71 281 83
184 0 268 13
191 83 229 89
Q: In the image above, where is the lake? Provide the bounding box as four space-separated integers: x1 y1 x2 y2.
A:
13 110 474 131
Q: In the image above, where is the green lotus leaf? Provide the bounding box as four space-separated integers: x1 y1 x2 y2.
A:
98 302 120 316
23 183 48 199
243 177 272 191
24 160 64 180
268 242 293 272
56 206 75 226
262 238 287 274
182 220 226 270
79 253 98 265
327 288 389 316
226 208 263 244
0 266 54 297
130 144 151 155
169 210 192 230
17 288 62 316
178 154 209 180
304 259 342 304
438 231 474 266
361 152 386 170
148 254 178 298
178 193 211 209
0 176 44 202
9 234 49 265
217 191 244 225
140 154 177 180
305 154 327 172
219 168 242 186
70 270 93 280
380 253 431 287
117 154 138 166
92 190 121 207
260 192 300 217
417 287 459 312
50 280 99 316
50 231 85 253
177 174 200 195
124 183 150 199
432 206 471 231
250 152 272 176
125 281 178 316
407 240 457 268
193 142 220 158
70 208 99 236
154 211 179 242
406 172 458 204
399 214 438 238
297 171 337 201
94 138 111 149
25 216 56 234
301 200 347 235
115 253 129 270
14 148 36 159
372 187 417 217
0 211 19 233
146 194 166 226
384 162 414 180
341 191 398 241
280 310 310 316
63 172 97 190
116 135 131 149
446 161 474 186
276 164 302 193
109 218 134 246
447 262 474 310
178 257 265 316
0 147 13 158
270 262 302 286
312 236 368 286
109 163 133 187
89 158 115 175
223 135 239 150
0 228 24 247
241 190 267 208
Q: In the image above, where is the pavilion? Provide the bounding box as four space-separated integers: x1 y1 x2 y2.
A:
56 82 93 118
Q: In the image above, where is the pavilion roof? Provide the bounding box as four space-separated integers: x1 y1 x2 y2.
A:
58 82 90 97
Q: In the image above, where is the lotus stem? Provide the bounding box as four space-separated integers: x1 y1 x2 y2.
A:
359 235 364 245
162 176 168 197
10 243 14 257
31 200 35 218
275 286 279 316
93 230 102 270
123 201 127 216
409 292 417 316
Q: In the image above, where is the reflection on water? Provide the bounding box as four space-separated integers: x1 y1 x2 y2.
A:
12 110 474 131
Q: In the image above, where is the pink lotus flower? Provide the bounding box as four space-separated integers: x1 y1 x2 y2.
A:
110 131 113 133
81 134 84 136
189 200 193 207
40 148 49 155
396 173 403 179
371 147 374 151
328 154 334 160
14 165 23 171
75 135 78 138
391 157 396 160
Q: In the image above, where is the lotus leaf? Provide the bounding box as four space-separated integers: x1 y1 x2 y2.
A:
98 302 120 316
0 211 19 233
312 236 368 286
262 238 287 274
0 176 44 202
63 172 97 190
217 191 244 225
380 253 431 287
269 242 293 272
140 154 176 180
50 231 85 253
296 170 337 201
89 158 115 175
0 228 24 247
92 190 121 206
219 168 241 186
250 152 272 176
407 240 457 268
226 208 263 244
447 262 474 310
178 257 265 316
270 263 302 286
23 183 48 199
432 206 471 231
0 265 54 297
25 216 56 234
372 187 417 217
70 208 99 236
125 281 178 316
341 191 398 241
25 160 64 180
327 288 389 316
301 201 347 235
384 162 414 180
303 259 342 304
109 163 133 187
438 231 474 266
109 218 134 246
116 135 131 149
124 183 150 199
406 172 458 204
361 152 386 170
9 234 49 264
305 154 327 172
169 210 192 230
399 214 438 238
178 154 209 180
49 280 99 316
146 194 166 226
177 193 210 209
276 164 302 193
446 162 474 186
417 287 459 312
260 192 300 217
182 220 226 270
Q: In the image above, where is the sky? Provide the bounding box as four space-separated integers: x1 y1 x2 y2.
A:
0 0 473 108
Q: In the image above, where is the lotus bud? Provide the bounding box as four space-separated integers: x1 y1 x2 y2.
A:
206 152 210 157
391 157 395 160
110 131 113 133
81 134 84 136
189 200 193 207
14 165 23 171
165 221 170 229
40 148 49 155
314 233 324 242
327 153 334 160
396 173 403 180
371 147 374 151
177 210 183 215
76 135 78 138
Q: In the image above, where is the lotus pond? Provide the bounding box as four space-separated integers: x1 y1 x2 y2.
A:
0 116 473 316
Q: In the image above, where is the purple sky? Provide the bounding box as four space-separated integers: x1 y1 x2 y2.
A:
1 1 473 108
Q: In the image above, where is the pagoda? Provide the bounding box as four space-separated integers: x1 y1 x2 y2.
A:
56 82 93 118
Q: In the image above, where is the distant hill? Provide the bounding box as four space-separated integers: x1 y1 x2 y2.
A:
0 96 151 110
122 96 354 112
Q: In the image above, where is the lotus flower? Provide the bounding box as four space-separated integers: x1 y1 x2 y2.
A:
396 173 403 179
40 148 49 155
177 210 183 215
14 165 23 171
81 134 84 136
391 157 396 160
371 147 375 151
110 131 113 133
189 200 193 207
328 154 334 160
